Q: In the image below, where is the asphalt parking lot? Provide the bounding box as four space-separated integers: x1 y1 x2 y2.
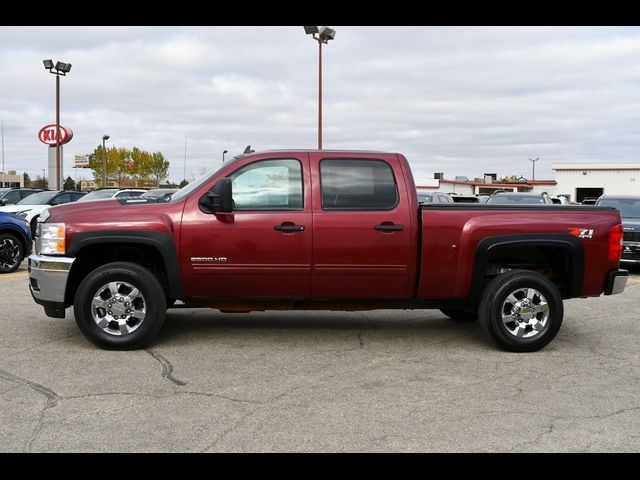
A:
1 264 639 452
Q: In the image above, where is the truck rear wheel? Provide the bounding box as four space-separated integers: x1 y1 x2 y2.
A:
73 262 166 350
479 270 563 352
440 309 477 321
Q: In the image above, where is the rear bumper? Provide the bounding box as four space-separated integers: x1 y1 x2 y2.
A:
604 269 628 296
28 254 75 318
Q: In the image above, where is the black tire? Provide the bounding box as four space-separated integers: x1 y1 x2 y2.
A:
0 233 24 274
440 309 477 321
73 262 167 350
479 270 563 352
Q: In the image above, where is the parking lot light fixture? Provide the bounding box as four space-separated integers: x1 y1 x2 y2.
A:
303 26 336 150
42 58 72 190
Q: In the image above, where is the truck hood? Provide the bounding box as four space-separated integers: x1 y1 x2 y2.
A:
46 198 181 236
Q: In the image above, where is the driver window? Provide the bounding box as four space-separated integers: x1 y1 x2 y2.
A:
230 159 303 210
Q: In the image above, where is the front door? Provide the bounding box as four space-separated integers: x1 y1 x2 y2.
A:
181 155 312 299
310 154 413 298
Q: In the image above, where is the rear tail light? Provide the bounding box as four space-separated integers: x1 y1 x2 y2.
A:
608 224 624 263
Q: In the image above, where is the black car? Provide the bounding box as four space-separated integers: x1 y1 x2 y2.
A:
0 188 42 206
417 191 453 204
595 195 640 263
140 188 178 203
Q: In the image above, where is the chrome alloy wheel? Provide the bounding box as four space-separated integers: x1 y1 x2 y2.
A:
91 281 146 336
501 287 550 339
0 237 20 271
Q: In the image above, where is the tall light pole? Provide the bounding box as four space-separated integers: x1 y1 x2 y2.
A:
222 150 228 163
529 157 540 181
1 120 4 188
42 60 72 190
102 135 110 188
42 169 46 187
303 26 336 150
183 136 188 183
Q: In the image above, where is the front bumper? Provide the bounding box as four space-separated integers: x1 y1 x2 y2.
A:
604 269 628 296
28 254 75 318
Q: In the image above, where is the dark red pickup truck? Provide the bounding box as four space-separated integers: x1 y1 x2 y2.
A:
28 150 628 351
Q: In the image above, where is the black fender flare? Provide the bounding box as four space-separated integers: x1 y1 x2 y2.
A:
68 230 184 299
468 233 584 299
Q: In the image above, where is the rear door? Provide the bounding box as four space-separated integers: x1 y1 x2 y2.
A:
310 154 413 298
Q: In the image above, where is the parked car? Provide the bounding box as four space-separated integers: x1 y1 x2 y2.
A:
581 197 598 205
76 189 146 203
550 196 570 205
0 211 32 273
486 192 553 205
140 188 178 202
448 194 479 203
417 191 453 204
29 150 627 352
0 190 86 236
595 195 640 263
0 188 42 206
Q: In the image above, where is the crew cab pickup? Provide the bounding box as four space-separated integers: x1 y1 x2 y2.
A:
28 150 628 351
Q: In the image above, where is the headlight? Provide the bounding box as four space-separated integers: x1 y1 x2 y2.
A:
38 223 66 255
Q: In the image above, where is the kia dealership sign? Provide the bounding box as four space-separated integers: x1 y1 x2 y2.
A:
38 124 73 145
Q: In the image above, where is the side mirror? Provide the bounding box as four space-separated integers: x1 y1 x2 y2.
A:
0 198 7 206
199 178 233 213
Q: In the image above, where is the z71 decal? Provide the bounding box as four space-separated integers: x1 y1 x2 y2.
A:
569 228 594 239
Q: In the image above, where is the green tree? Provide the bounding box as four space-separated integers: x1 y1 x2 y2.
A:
178 179 189 188
23 172 31 187
63 176 75 191
90 144 120 188
150 152 169 187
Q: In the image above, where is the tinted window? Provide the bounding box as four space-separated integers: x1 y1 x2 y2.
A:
3 191 20 204
597 198 640 218
321 159 398 210
116 191 143 198
230 159 303 210
52 193 71 205
20 190 37 200
17 191 59 205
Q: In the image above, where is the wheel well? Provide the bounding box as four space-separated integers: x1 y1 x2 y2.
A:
482 245 575 298
65 243 169 305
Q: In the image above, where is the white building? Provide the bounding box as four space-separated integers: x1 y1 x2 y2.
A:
552 163 640 203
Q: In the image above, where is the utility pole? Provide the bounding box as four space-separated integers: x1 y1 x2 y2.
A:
529 157 540 181
183 136 187 183
1 120 4 188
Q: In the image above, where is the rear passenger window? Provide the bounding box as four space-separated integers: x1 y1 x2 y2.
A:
320 159 398 210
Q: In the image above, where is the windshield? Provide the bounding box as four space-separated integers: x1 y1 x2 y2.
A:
487 195 546 205
16 191 58 205
170 157 241 203
77 189 120 202
597 198 640 218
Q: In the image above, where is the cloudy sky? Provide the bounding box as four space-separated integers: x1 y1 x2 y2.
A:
1 26 640 184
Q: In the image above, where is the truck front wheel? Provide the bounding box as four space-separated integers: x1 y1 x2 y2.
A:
479 270 563 352
73 262 167 350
